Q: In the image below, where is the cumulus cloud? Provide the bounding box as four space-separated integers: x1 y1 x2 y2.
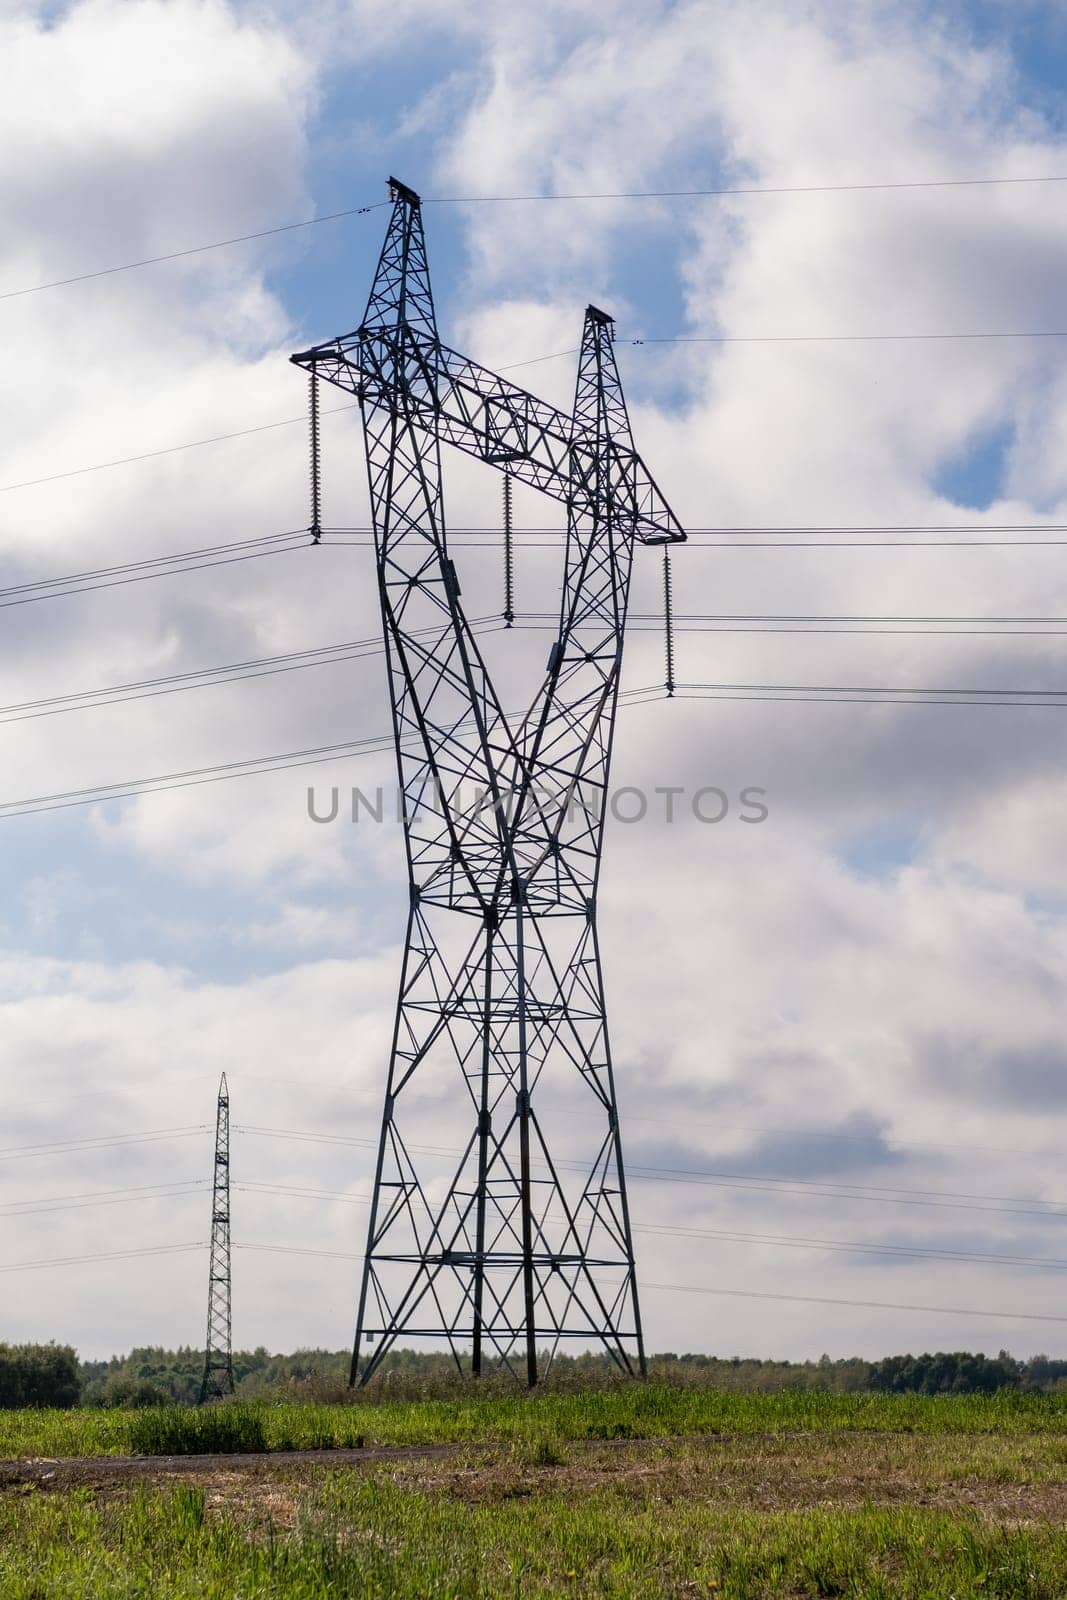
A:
4 0 1067 1360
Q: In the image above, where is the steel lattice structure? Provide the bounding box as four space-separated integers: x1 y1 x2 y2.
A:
199 1072 234 1402
292 177 685 1387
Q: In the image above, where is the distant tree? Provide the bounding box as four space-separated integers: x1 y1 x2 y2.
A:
868 1350 1019 1396
0 1343 80 1408
98 1375 170 1408
1021 1354 1067 1390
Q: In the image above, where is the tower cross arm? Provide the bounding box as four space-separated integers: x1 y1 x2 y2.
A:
290 335 686 545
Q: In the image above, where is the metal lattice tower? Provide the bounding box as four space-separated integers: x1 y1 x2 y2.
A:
199 1072 234 1402
291 177 686 1387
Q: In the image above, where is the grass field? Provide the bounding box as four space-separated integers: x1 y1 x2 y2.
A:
4 1389 1067 1596
2 1385 1066 1458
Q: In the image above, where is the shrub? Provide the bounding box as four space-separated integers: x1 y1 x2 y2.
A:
128 1404 267 1456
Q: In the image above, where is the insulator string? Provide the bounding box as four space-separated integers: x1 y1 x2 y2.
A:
309 370 322 544
663 546 675 696
503 471 514 626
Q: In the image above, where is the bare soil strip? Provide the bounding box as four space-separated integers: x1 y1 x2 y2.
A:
0 1439 481 1488
5 1432 1066 1525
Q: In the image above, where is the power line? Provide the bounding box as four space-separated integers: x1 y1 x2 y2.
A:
0 731 401 819
0 642 377 727
332 521 1067 534
226 1243 1067 1327
2 667 1061 824
8 1169 1066 1279
626 1165 1067 1221
674 677 1067 696
7 621 1064 737
427 174 1067 204
673 685 1067 708
0 407 359 494
0 533 312 611
0 206 389 301
0 1243 204 1274
228 1181 1067 1275
628 611 1067 627
634 329 1067 346
647 1280 1067 1326
238 1242 365 1263
0 1127 207 1163
0 676 656 819
211 1071 1067 1165
234 1125 1067 1221
635 1222 1067 1273
0 1060 1041 1164
0 531 304 597
0 1182 205 1218
5 1229 1065 1331
0 1071 218 1116
5 172 1063 304
327 529 1067 551
0 618 500 728
624 1112 1055 1163
522 609 1067 636
9 532 1067 614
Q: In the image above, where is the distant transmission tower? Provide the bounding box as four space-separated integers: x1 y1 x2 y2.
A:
199 1072 234 1402
292 177 686 1387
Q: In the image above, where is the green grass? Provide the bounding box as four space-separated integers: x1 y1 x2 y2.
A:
3 1467 1067 1598
127 1405 271 1456
0 1385 1064 1459
4 1393 1067 1595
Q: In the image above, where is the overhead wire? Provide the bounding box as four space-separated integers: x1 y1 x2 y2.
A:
3 668 1064 820
324 528 1067 550
7 1162 1067 1290
0 731 403 819
6 170 1066 303
622 1111 1057 1163
0 532 313 610
229 1181 1067 1274
31 1064 1048 1167
633 329 1067 346
0 677 660 819
6 1132 1067 1324
3 1227 1064 1325
9 635 1066 736
234 1124 1067 1222
427 174 1067 204
0 407 360 494
0 616 502 728
645 1281 1067 1327
672 685 1067 708
0 1126 208 1162
225 1240 1067 1327
0 530 305 596
0 204 390 301
20 1164 1061 1273
0 1243 205 1274
0 1181 205 1218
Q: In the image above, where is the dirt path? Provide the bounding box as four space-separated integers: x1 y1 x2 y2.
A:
0 1439 487 1489
5 1431 1067 1526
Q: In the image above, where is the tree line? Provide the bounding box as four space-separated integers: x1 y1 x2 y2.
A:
6 1342 1067 1407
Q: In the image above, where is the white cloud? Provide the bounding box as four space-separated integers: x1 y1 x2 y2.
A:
5 0 1067 1363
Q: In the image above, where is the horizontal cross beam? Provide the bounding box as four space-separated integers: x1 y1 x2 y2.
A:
291 330 685 546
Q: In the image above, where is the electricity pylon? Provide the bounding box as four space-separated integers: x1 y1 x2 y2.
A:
199 1072 234 1402
292 177 685 1387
